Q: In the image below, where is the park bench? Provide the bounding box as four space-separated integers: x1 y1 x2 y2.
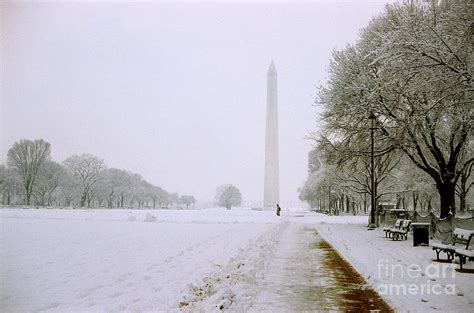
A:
383 219 403 238
454 230 474 270
389 219 411 241
432 228 474 262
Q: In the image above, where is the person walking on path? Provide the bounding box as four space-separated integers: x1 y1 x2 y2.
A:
276 204 281 216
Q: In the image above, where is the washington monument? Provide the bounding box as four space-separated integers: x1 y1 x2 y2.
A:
264 61 279 208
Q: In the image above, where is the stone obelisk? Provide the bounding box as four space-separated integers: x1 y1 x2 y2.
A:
264 61 279 208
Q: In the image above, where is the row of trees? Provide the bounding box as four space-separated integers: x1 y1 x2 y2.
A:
1 139 196 209
300 0 473 218
298 145 470 215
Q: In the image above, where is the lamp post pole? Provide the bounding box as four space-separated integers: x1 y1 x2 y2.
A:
368 112 377 230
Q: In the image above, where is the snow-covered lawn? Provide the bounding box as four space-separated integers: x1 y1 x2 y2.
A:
0 208 281 312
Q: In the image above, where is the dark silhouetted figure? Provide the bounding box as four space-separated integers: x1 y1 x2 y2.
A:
276 204 281 216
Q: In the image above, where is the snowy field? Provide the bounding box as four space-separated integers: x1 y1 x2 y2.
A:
0 208 283 312
3 208 471 312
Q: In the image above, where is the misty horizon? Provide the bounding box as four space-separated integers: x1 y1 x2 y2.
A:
1 1 392 204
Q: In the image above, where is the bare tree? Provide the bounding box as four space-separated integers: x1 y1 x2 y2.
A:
7 139 51 205
63 154 105 208
0 164 21 205
97 168 130 208
33 160 65 206
456 157 473 212
179 195 196 209
215 184 242 210
57 170 80 207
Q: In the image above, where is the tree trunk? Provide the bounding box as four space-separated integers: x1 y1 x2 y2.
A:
456 163 472 213
80 192 87 208
363 193 367 213
87 194 93 208
346 195 350 213
437 181 456 218
413 191 418 211
36 191 46 207
459 192 466 213
26 183 32 206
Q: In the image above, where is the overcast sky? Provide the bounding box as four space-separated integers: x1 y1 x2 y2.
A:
1 0 395 206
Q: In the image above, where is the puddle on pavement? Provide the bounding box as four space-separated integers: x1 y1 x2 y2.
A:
311 236 393 312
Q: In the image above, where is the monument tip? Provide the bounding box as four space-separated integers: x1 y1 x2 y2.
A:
268 60 277 75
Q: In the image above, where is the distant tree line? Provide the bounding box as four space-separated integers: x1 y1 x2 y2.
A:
0 139 196 209
300 1 473 218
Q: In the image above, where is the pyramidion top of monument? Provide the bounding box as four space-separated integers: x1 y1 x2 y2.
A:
267 60 277 76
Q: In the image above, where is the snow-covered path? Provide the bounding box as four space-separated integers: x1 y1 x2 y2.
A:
250 221 390 311
252 223 337 311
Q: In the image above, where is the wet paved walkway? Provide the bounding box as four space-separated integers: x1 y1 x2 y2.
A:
251 221 392 312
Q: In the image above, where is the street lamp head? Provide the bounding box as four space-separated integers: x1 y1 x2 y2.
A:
368 112 376 129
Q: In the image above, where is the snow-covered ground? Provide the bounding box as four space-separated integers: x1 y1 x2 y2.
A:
2 208 472 312
317 222 474 312
0 208 281 312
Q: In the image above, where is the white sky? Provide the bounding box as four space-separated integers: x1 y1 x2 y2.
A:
1 0 395 206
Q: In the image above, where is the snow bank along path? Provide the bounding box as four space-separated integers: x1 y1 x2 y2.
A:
0 208 281 312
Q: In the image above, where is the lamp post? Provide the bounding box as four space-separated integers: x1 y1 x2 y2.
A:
368 112 377 230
